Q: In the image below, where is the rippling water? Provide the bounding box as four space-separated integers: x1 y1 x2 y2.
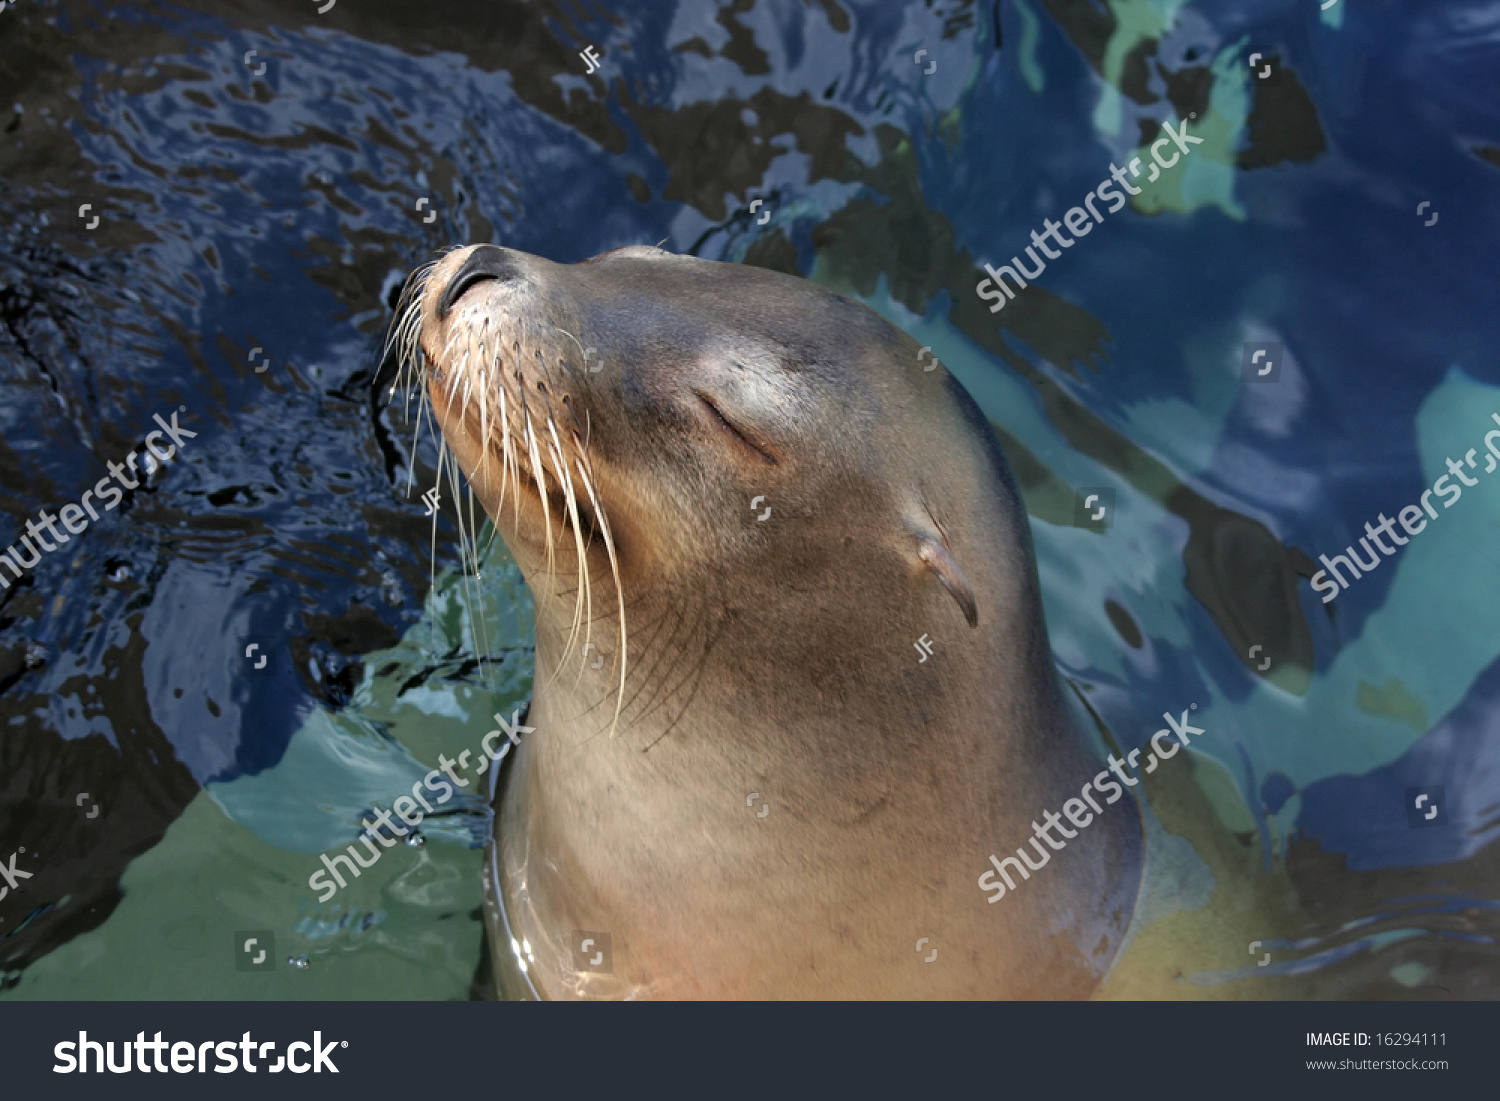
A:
1 0 1497 998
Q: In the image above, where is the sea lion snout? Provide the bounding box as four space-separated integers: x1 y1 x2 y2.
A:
436 243 525 319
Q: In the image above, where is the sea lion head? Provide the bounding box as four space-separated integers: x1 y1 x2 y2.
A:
380 243 1138 998
381 243 1032 739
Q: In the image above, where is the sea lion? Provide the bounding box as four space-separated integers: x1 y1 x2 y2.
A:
380 242 1143 998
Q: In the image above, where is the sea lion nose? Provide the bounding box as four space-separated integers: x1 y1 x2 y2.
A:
438 244 522 319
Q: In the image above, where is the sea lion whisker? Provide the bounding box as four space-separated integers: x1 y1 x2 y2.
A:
559 398 586 448
478 346 502 486
459 358 474 425
569 456 600 690
618 594 697 729
465 475 484 576
571 615 667 741
428 435 451 591
399 347 424 423
399 290 429 356
567 435 597 570
496 386 515 521
441 460 494 686
392 335 410 401
521 411 558 586
476 382 491 483
540 428 588 686
477 515 502 565
544 423 586 615
565 430 598 563
418 373 443 471
569 450 598 669
405 341 431 423
461 478 497 677
575 452 627 737
569 589 675 745
428 359 492 677
447 456 478 635
407 380 440 500
503 390 524 527
646 605 725 739
551 324 590 378
380 261 437 397
570 438 606 561
439 331 465 383
384 318 409 394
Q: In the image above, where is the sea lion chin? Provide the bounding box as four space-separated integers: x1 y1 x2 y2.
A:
383 242 1143 999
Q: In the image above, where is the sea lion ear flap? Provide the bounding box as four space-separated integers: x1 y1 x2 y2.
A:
916 536 979 628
